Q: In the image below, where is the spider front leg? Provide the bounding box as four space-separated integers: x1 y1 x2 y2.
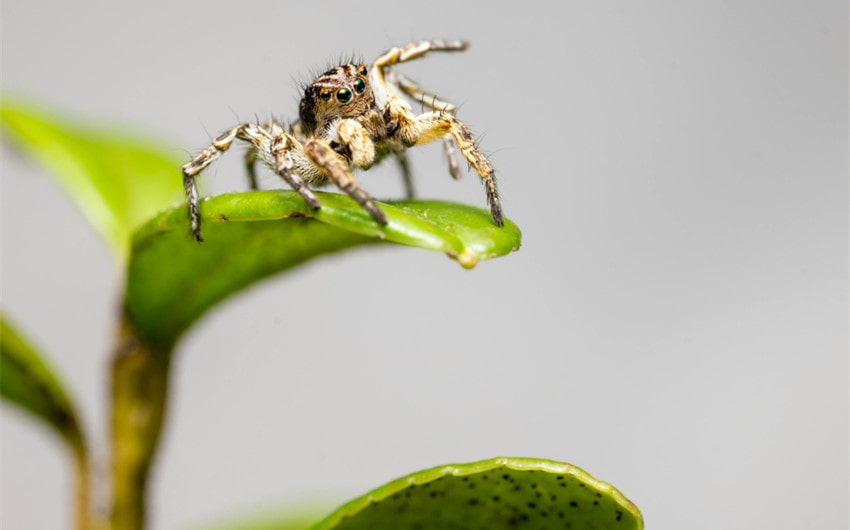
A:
370 40 466 108
302 137 387 225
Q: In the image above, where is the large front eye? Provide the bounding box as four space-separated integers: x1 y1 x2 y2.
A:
353 78 366 94
336 88 352 103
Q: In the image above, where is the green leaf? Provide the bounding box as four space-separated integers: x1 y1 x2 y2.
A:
0 97 184 258
125 190 521 350
315 457 642 529
0 315 87 458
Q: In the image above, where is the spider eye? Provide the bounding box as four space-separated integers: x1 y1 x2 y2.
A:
336 88 353 103
319 91 331 102
353 78 366 94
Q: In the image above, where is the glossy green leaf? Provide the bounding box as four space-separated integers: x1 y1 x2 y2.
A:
125 190 521 350
314 457 642 529
0 315 86 457
0 97 183 257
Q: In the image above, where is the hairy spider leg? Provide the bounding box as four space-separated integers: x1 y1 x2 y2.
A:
414 112 502 226
370 40 467 111
386 69 461 180
370 40 503 226
181 122 319 242
387 69 458 113
302 137 388 225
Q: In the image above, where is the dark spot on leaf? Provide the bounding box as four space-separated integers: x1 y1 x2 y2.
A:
570 501 579 508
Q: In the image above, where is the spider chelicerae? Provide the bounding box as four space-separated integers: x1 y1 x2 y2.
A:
182 39 503 242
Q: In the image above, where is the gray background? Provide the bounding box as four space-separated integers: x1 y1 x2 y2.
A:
1 1 846 529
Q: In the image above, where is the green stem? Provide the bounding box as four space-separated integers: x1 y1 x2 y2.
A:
109 318 172 530
72 450 92 530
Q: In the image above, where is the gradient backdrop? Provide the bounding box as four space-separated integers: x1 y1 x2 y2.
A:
2 1 847 529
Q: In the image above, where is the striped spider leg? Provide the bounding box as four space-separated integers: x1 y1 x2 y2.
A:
182 121 321 242
386 68 462 181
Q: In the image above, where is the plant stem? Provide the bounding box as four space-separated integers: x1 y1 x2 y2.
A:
109 318 172 530
72 450 92 530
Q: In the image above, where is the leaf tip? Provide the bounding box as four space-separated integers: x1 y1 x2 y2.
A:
456 252 479 269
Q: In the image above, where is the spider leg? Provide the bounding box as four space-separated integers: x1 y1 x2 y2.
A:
244 149 260 190
393 148 416 199
372 40 468 72
386 69 458 113
385 70 461 180
370 40 467 111
182 123 268 241
302 137 387 225
269 132 321 211
442 136 461 180
182 122 319 241
412 112 503 226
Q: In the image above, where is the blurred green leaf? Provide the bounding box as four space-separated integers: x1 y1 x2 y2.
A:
0 315 87 458
125 191 521 350
312 457 643 530
0 97 183 258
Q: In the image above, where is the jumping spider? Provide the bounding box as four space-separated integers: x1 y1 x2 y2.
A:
182 40 503 242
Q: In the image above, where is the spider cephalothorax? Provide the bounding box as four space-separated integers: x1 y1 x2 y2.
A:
299 64 374 134
182 40 503 242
